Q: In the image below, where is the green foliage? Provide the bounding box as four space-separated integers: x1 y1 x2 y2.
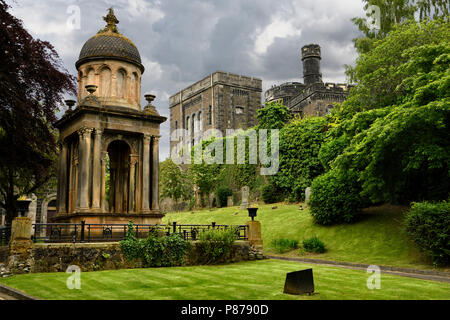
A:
270 238 299 253
318 135 350 171
120 222 191 267
197 228 238 264
302 236 326 253
309 170 363 225
159 158 193 209
343 19 449 116
141 233 191 267
189 138 223 203
349 1 448 56
261 183 281 204
272 116 328 201
405 200 450 266
217 186 232 207
256 102 291 130
325 20 450 207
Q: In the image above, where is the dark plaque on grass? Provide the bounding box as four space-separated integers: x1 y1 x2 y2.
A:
283 268 314 295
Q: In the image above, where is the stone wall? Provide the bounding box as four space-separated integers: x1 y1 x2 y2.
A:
7 240 264 274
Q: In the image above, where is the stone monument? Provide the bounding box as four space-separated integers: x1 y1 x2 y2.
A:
53 9 166 225
227 196 233 207
305 187 311 205
240 186 249 209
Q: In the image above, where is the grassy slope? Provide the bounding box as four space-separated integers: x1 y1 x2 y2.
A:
163 203 445 271
1 260 448 300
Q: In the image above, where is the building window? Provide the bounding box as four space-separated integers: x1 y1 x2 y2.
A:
235 106 244 114
208 105 212 125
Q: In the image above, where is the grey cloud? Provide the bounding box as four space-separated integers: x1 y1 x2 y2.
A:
9 0 366 160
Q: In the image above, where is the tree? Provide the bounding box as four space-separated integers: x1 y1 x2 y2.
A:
272 116 328 201
256 102 291 130
0 1 76 224
347 0 449 74
325 21 450 205
341 19 448 117
159 158 192 211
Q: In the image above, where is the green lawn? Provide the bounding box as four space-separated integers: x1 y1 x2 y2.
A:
1 260 448 300
163 203 447 271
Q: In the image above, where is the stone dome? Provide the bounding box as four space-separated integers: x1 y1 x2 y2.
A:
75 8 144 72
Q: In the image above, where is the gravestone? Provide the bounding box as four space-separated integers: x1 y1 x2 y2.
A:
227 196 233 207
240 186 249 209
283 269 314 295
305 187 311 205
209 193 216 208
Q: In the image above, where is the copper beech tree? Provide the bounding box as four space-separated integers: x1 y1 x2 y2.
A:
0 1 76 224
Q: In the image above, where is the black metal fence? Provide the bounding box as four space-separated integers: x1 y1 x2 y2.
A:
31 221 247 243
0 226 11 246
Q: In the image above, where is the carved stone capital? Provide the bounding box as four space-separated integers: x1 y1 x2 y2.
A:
77 127 93 139
143 134 151 144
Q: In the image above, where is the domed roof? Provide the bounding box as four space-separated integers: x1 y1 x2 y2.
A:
76 8 144 72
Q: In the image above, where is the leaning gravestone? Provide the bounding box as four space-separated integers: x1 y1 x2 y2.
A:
240 186 249 209
304 187 311 205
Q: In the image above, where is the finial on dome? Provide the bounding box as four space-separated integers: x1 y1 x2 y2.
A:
99 8 119 34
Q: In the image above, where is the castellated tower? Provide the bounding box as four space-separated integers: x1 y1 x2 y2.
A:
301 44 322 85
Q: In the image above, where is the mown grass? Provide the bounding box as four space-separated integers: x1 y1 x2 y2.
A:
0 260 448 300
163 203 447 271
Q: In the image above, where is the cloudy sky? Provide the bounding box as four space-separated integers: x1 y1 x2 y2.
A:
8 0 366 160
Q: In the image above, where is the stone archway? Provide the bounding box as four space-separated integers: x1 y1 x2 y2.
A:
41 193 57 224
106 140 132 213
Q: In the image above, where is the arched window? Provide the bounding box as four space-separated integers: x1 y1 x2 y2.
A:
131 72 139 102
208 105 212 125
191 114 195 136
186 116 190 138
99 67 111 97
198 112 202 132
116 69 126 99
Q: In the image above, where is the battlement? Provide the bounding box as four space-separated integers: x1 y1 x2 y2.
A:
265 82 305 102
169 71 262 107
301 44 321 60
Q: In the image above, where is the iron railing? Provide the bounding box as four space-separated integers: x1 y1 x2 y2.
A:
0 226 11 246
31 222 247 243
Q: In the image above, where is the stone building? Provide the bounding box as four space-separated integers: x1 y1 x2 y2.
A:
265 44 351 117
169 71 262 153
53 9 166 225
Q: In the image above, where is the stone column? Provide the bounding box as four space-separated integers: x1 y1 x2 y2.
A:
142 134 151 213
129 155 138 212
151 135 160 211
77 127 93 211
56 140 68 214
91 129 102 211
101 151 107 212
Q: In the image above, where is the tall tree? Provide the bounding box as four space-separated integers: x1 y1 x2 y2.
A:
347 0 449 75
0 1 76 224
159 158 193 211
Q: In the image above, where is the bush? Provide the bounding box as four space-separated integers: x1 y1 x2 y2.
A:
302 236 326 253
271 238 299 253
120 222 191 267
197 228 238 264
262 184 280 204
309 169 363 225
217 186 233 207
405 201 450 266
